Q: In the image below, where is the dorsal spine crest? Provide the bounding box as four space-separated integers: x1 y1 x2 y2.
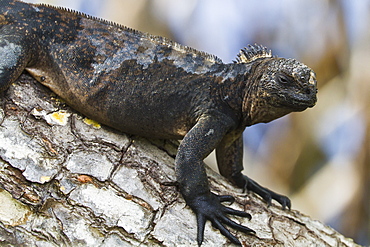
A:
36 3 223 64
235 44 273 64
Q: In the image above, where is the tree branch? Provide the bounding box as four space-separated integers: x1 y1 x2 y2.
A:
0 74 360 246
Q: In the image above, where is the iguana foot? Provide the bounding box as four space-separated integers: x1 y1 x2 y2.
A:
232 173 291 210
187 192 255 246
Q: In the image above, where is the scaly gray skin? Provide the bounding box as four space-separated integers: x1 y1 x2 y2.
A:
0 1 317 245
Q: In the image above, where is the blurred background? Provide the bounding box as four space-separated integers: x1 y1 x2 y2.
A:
25 0 370 245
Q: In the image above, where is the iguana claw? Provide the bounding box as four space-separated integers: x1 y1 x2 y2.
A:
188 192 255 246
233 174 291 210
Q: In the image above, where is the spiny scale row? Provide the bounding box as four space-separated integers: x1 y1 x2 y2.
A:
235 44 273 64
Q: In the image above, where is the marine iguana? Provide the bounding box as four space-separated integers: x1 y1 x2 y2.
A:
0 0 317 245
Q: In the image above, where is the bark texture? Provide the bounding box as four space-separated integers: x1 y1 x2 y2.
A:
0 74 361 246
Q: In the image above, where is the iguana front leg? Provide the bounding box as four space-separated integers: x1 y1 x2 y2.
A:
175 114 254 246
216 133 291 210
0 34 30 91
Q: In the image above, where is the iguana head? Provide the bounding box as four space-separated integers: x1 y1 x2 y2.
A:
236 44 317 124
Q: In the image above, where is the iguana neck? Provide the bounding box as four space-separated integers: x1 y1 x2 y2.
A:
210 62 254 127
213 60 283 128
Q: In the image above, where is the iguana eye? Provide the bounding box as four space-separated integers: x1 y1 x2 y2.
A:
276 74 292 84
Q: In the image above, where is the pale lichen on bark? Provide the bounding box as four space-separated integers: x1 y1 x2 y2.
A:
0 74 361 246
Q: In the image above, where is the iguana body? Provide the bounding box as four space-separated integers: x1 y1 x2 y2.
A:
0 1 317 245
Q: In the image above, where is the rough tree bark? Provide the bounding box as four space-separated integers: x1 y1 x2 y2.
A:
0 74 361 246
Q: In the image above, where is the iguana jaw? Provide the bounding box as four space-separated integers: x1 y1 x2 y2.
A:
278 87 317 111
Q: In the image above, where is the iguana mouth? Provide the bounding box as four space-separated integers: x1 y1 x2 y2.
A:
290 97 317 110
292 86 317 109
276 94 316 111
298 95 316 105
